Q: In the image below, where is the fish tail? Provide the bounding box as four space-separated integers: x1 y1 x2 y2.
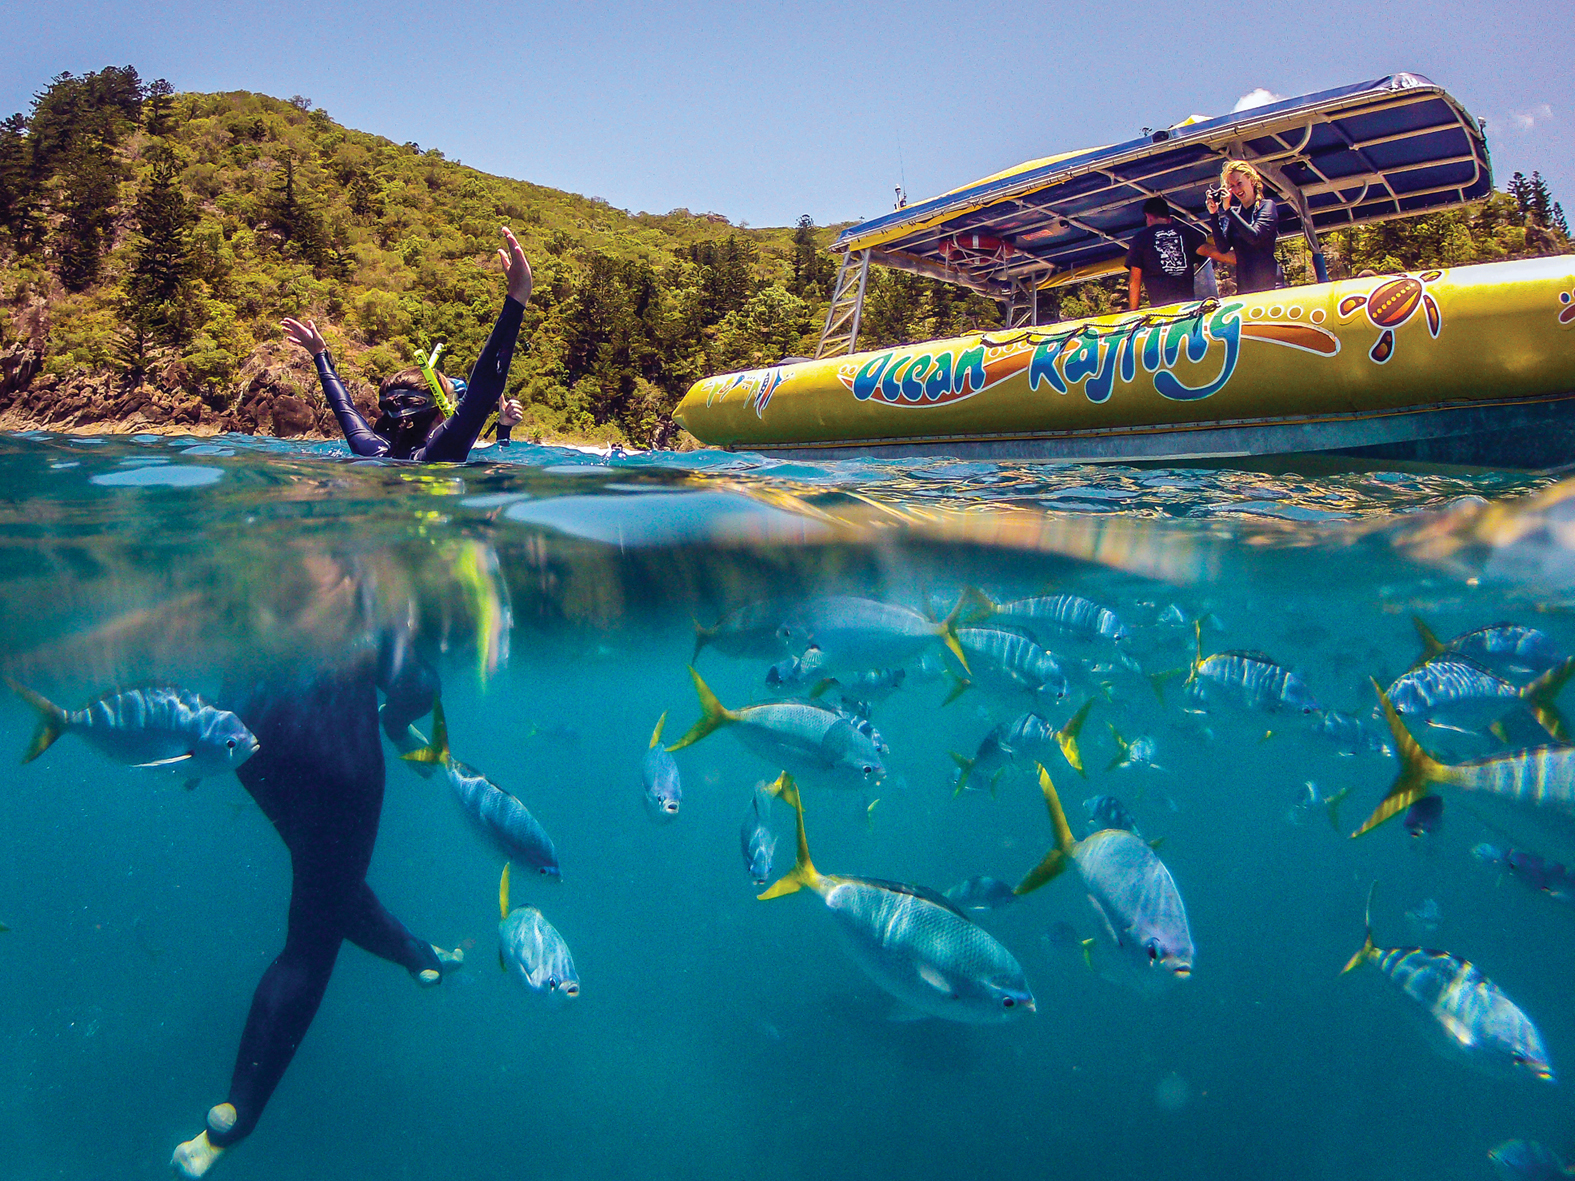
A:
1340 882 1378 975
938 592 972 676
1079 937 1095 972
1191 620 1204 682
949 752 976 797
808 678 836 700
1411 614 1446 661
758 774 820 899
1324 786 1350 833
690 618 715 663
1058 698 1095 777
959 586 998 627
499 862 512 920
1352 680 1448 839
7 678 66 764
941 671 971 706
1014 764 1075 896
1105 723 1130 771
1523 656 1575 741
648 711 668 750
400 695 451 766
1147 667 1185 704
667 668 736 751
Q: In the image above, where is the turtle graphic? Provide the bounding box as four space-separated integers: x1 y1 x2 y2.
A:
1337 270 1443 363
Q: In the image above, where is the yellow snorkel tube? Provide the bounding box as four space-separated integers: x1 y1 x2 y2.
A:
414 343 456 419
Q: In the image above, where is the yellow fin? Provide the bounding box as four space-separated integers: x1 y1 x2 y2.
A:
959 586 998 627
1324 786 1349 833
758 774 822 899
1014 764 1076 896
1105 723 1130 772
499 862 512 920
8 678 65 764
939 592 972 675
1411 614 1446 661
690 617 715 663
941 672 971 706
1146 667 1184 704
648 711 667 750
1523 656 1575 741
1352 680 1446 838
401 696 450 766
1058 698 1094 777
1080 937 1095 972
948 751 975 797
667 668 736 751
1341 883 1378 975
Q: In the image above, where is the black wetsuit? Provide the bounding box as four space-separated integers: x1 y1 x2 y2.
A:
1212 196 1281 294
314 296 525 462
209 643 440 1149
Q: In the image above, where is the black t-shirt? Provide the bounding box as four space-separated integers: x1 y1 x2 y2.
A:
1125 221 1207 306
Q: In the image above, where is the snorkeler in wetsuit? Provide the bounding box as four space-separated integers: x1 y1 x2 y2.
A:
171 639 457 1178
280 226 531 461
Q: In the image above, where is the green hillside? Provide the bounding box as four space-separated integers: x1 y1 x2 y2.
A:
0 66 1567 446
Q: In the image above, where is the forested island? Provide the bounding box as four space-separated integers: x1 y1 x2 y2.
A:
0 66 1568 447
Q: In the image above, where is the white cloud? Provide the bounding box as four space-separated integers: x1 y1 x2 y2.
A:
1509 103 1554 132
1232 88 1285 113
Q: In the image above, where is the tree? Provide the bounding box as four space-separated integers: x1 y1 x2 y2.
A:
260 150 332 269
0 113 40 251
144 78 175 137
124 142 196 344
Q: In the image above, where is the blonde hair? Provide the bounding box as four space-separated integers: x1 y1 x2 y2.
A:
1220 161 1264 200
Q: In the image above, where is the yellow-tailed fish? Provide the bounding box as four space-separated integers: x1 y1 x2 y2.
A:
1386 654 1574 740
1342 884 1552 1082
950 702 1092 795
739 781 777 886
947 627 1068 702
1355 681 1575 864
759 774 1033 1023
1169 622 1321 715
8 679 257 789
963 588 1129 644
776 594 971 675
1413 616 1564 682
642 711 682 822
497 863 578 1002
1016 764 1193 990
668 668 884 789
693 599 795 663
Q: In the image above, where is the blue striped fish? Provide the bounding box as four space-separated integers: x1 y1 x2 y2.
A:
498 864 578 1002
1414 616 1565 682
405 699 560 877
1355 682 1575 865
949 702 1093 795
9 679 258 787
641 712 682 822
1342 886 1552 1082
950 627 1069 702
1180 623 1320 715
1386 654 1573 738
964 588 1129 645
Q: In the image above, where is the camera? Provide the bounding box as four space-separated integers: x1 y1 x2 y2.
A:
1206 186 1227 204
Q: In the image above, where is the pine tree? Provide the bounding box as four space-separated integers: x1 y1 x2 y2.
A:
144 78 175 137
791 214 817 295
124 142 195 344
261 150 332 269
0 113 40 251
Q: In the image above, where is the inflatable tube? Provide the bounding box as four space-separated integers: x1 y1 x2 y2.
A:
674 257 1575 465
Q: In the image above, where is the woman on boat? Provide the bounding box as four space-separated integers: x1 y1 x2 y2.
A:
1205 161 1281 294
280 226 531 461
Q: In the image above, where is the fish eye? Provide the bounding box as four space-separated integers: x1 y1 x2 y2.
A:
1002 997 1015 1008
861 765 874 775
226 739 236 749
1147 944 1159 963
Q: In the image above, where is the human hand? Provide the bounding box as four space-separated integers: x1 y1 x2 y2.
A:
498 227 533 305
1205 195 1219 215
498 398 523 429
280 317 328 356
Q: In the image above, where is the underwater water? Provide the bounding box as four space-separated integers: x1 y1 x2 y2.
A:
4 430 1575 1181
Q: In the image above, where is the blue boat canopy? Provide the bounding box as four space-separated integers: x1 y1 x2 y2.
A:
824 73 1489 326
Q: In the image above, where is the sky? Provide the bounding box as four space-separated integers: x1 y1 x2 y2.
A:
1 0 1569 231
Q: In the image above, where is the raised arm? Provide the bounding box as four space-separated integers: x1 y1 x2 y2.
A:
1229 196 1279 252
280 318 389 458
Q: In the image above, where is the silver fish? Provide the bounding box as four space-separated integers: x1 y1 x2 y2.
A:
694 600 794 662
1106 724 1164 772
1489 1139 1573 1181
966 588 1129 644
405 699 560 877
740 782 778 886
9 679 258 786
764 645 829 692
1387 654 1572 738
761 775 1034 1023
1472 843 1575 905
1017 765 1193 990
1415 616 1565 682
950 703 1093 794
1178 624 1320 715
1343 885 1552 1082
951 627 1069 701
642 712 682 822
776 595 969 674
943 876 1018 912
1084 794 1140 838
497 864 578 1003
669 669 884 790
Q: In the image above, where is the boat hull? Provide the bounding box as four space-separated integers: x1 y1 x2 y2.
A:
673 258 1575 469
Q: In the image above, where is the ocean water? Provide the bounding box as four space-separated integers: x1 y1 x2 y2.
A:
2 430 1574 1180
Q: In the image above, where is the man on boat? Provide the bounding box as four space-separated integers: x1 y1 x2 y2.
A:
1205 161 1281 294
280 226 531 461
1125 197 1211 310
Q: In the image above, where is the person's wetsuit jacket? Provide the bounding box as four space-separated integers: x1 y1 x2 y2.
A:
1212 196 1281 294
313 295 524 462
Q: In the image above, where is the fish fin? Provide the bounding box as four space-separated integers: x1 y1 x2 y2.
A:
758 774 821 900
1259 729 1274 743
648 711 667 750
1488 720 1509 744
132 753 194 767
1341 883 1378 974
1411 615 1446 661
808 678 836 700
1105 723 1130 772
1147 667 1184 704
1148 837 1166 852
917 964 953 994
940 672 971 706
1192 620 1205 681
8 678 66 764
1353 680 1448 838
865 798 879 832
939 592 972 676
691 617 714 663
1324 786 1349 833
1080 937 1095 972
499 862 512 920
1058 698 1094 777
1523 656 1575 741
1014 764 1076 896
401 696 451 765
959 586 998 628
988 768 1006 799
948 752 975 797
183 778 200 792
667 668 736 751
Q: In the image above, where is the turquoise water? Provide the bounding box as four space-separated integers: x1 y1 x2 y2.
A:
2 431 1573 1180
